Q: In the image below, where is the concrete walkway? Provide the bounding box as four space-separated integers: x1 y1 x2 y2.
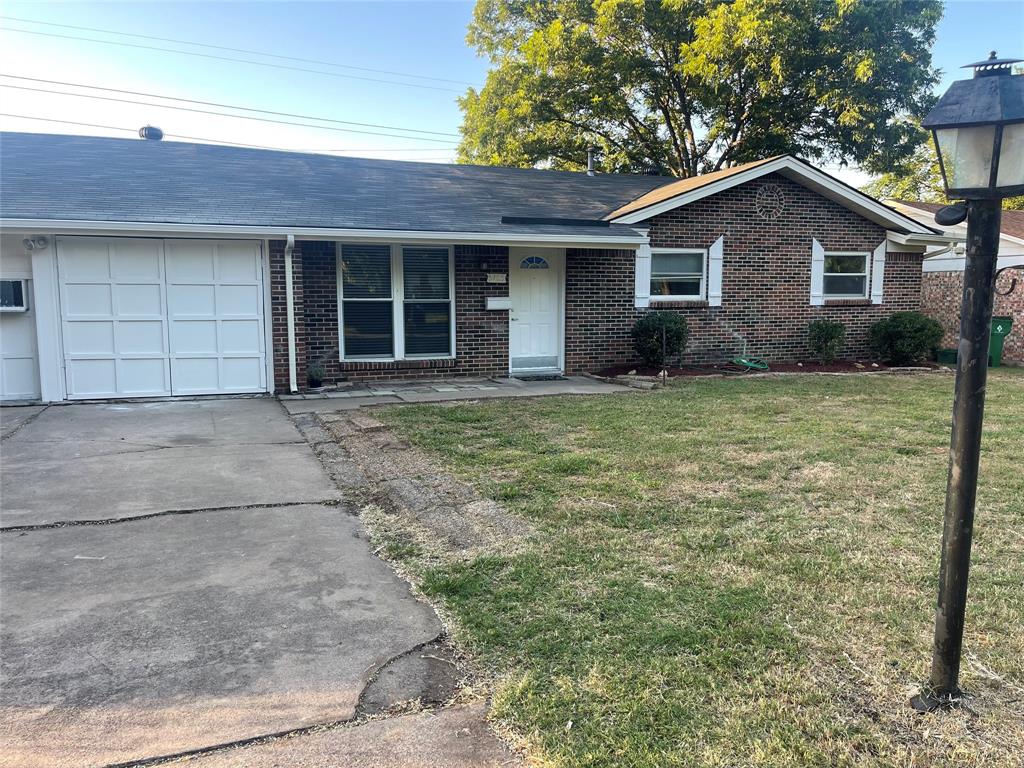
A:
0 399 518 768
281 375 631 414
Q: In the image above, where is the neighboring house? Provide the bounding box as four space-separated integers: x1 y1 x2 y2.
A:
0 132 943 403
888 200 1024 363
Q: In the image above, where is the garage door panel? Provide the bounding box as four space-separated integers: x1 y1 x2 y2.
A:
65 284 113 316
110 245 161 280
60 244 110 280
222 357 263 389
220 320 262 353
66 322 116 354
67 359 117 396
117 321 166 354
170 358 220 393
169 284 216 316
118 358 169 394
115 284 163 315
59 238 266 398
218 284 260 316
217 245 261 280
166 245 215 281
172 321 218 354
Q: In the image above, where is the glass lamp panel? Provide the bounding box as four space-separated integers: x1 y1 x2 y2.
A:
996 123 1024 189
936 125 996 190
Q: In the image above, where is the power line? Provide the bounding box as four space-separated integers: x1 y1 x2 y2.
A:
0 113 459 158
0 74 460 137
0 83 460 144
0 26 465 94
0 15 479 87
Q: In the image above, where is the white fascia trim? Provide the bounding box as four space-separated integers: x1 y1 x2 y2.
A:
0 219 647 249
609 156 935 235
887 230 965 245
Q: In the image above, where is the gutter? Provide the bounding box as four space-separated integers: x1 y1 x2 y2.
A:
0 219 649 249
284 234 297 394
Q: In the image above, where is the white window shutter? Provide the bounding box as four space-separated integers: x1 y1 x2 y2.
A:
870 241 886 304
634 242 651 308
707 236 724 306
810 239 825 306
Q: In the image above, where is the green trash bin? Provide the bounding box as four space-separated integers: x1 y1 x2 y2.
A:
990 316 1013 367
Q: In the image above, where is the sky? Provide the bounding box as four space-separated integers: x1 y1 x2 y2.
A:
1 0 1022 186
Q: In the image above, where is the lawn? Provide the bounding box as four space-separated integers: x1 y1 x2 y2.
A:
375 370 1024 767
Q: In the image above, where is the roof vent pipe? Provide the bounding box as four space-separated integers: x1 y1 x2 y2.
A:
586 146 596 176
139 125 163 140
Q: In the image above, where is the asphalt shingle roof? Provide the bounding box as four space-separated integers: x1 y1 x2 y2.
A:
0 132 676 239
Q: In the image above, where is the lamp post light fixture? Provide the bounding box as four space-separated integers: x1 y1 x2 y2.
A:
913 52 1024 712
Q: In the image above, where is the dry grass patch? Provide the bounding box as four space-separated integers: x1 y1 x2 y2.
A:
376 370 1024 767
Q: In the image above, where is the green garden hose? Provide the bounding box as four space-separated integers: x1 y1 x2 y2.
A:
730 356 770 371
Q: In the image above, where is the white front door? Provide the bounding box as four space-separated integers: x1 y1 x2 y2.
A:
509 249 562 373
57 237 267 398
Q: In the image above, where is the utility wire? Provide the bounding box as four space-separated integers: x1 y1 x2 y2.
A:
0 27 465 93
0 83 460 144
0 112 459 158
0 74 460 137
0 15 480 87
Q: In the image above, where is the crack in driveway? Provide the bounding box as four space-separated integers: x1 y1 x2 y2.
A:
0 499 350 533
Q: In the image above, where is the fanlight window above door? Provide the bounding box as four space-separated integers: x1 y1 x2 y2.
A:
519 256 549 269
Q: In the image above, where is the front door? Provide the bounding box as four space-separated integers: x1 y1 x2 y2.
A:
509 249 562 374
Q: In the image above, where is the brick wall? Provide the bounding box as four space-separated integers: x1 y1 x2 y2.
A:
922 268 1024 363
565 173 924 372
270 241 511 385
271 174 927 386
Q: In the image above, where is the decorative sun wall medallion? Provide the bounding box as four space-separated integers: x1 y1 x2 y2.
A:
755 184 785 220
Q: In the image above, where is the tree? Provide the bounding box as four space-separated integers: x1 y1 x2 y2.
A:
862 141 944 203
458 0 942 177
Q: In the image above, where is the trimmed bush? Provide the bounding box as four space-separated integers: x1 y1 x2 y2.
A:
632 311 689 368
868 311 944 365
808 319 846 364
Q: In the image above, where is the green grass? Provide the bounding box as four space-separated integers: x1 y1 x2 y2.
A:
376 371 1024 767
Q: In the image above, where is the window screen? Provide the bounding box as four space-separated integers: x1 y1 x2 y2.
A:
823 253 868 297
402 247 451 356
651 252 703 297
341 245 393 357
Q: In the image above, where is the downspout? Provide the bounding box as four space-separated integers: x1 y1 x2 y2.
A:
284 235 298 393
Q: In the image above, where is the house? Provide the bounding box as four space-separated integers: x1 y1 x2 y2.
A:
0 132 944 403
888 200 1024 363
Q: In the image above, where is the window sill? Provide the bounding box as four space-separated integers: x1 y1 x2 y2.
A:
823 298 872 307
338 358 457 371
649 299 709 309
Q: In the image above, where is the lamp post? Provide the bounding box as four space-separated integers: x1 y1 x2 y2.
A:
913 52 1024 712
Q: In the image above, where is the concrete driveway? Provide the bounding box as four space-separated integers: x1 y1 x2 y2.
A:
0 399 516 768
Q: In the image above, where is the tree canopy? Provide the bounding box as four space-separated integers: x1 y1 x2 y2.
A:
458 0 943 177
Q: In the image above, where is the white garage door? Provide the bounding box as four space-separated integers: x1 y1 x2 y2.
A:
57 238 267 398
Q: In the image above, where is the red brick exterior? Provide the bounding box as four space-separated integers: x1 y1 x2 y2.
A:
270 174 927 388
270 241 510 387
922 268 1023 363
565 174 923 372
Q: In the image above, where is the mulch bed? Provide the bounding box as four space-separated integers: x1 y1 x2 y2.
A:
594 360 943 379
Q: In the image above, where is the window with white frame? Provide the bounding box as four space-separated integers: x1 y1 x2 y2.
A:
650 249 705 300
338 244 453 360
823 252 869 298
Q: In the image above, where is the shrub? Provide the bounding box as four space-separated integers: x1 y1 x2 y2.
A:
307 362 326 388
808 319 846 364
868 312 944 365
632 312 689 368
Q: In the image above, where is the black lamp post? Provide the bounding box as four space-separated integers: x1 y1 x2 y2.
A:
913 52 1024 712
